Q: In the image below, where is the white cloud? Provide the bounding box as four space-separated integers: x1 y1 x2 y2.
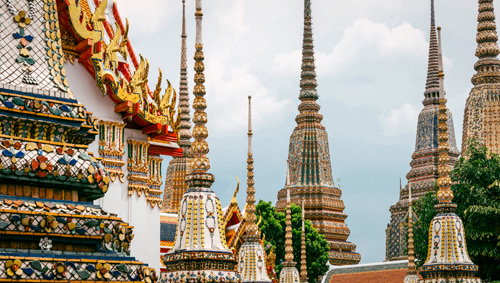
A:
272 19 428 76
205 62 290 135
116 0 175 34
379 103 418 136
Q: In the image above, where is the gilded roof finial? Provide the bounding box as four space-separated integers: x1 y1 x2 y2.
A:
472 0 500 85
244 95 259 241
300 201 308 282
423 0 440 105
435 26 454 207
190 0 210 174
178 0 192 154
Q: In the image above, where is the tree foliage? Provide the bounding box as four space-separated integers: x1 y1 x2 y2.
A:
256 200 329 283
413 141 500 281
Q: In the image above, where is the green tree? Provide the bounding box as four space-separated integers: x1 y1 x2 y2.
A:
413 141 500 281
256 200 329 283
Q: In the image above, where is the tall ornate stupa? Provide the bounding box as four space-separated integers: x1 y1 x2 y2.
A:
385 0 459 261
237 96 273 283
462 0 500 155
275 0 360 265
161 0 241 282
419 27 482 283
162 0 192 214
279 179 300 283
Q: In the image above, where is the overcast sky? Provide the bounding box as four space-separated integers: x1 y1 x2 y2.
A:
115 0 479 263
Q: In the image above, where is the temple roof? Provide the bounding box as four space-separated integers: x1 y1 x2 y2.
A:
324 261 415 283
56 0 182 157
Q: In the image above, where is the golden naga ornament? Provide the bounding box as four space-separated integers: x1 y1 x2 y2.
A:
66 0 180 130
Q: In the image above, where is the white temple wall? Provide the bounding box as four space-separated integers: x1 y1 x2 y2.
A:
64 62 162 271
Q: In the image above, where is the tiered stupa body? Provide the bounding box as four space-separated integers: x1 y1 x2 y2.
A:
462 0 500 155
238 96 273 283
419 27 481 283
275 0 360 265
0 0 185 280
162 0 192 214
161 1 240 282
385 0 459 261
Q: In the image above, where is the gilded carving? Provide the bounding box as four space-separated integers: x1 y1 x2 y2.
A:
127 139 149 197
66 0 179 130
98 120 126 183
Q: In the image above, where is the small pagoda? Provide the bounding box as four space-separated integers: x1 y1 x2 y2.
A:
237 96 273 283
419 26 482 283
161 0 241 282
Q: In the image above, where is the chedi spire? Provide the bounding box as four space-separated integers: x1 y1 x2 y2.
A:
419 27 481 283
178 0 192 153
423 0 440 105
276 0 360 265
385 0 459 261
161 1 240 282
238 96 272 283
161 0 192 213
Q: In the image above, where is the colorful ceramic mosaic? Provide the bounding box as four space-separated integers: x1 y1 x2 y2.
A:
127 139 150 197
275 0 360 265
0 256 156 281
1 0 71 98
462 0 500 155
0 0 181 281
0 138 109 197
98 120 126 183
386 0 460 261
